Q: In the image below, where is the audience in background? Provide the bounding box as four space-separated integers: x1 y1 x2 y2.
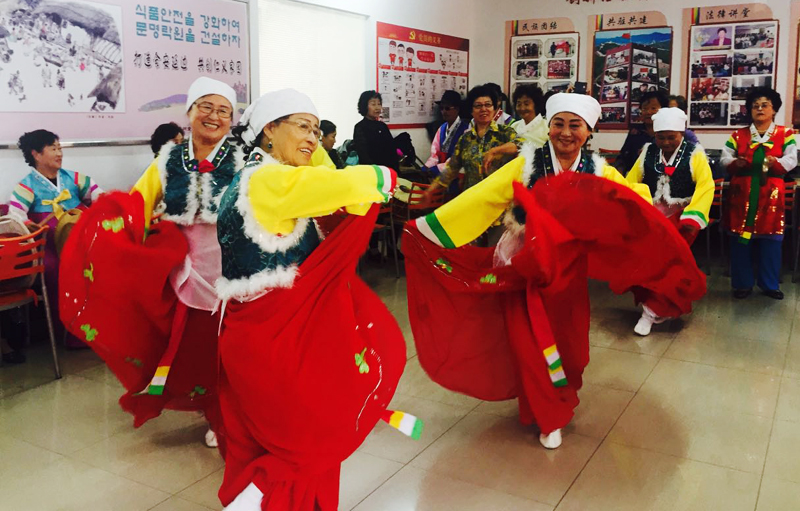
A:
320 120 345 169
149 122 185 156
615 91 699 175
352 90 400 170
424 90 469 177
511 83 548 148
8 129 103 349
721 87 797 300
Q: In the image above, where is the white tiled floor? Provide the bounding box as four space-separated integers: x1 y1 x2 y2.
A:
1 270 799 510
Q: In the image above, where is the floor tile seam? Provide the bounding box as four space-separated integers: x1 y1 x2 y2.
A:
61 450 179 494
553 371 643 510
658 350 788 377
630 344 664 393
651 355 787 381
670 331 792 347
170 465 227 497
146 495 173 511
345 461 405 511
754 376 786 511
603 436 767 476
400 403 482 469
588 343 663 360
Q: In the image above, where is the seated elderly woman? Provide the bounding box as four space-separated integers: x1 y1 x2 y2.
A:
8 129 103 348
402 93 704 450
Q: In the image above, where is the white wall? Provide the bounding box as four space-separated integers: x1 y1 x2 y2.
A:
469 0 796 153
289 0 480 157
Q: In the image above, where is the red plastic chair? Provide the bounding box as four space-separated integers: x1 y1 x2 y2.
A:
0 225 61 378
372 202 401 278
402 182 446 221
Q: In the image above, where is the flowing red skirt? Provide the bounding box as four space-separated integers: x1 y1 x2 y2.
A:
59 192 221 429
217 205 405 511
403 173 706 433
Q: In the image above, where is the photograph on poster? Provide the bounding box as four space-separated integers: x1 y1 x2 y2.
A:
733 51 774 75
632 49 656 66
547 59 573 79
734 23 776 49
546 81 571 92
690 101 728 126
630 82 653 102
731 75 772 100
730 101 748 124
691 54 732 77
514 39 541 58
604 65 628 84
693 25 733 50
591 27 671 127
631 104 642 123
600 104 626 123
690 77 730 101
601 83 628 102
795 25 800 127
632 65 657 83
514 60 540 79
0 0 124 113
545 37 576 58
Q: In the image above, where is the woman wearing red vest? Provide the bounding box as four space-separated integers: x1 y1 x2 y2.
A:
721 87 797 299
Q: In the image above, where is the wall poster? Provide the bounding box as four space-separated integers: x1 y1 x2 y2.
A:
591 26 673 130
0 0 250 143
509 31 579 98
793 21 800 128
687 19 778 129
376 22 469 129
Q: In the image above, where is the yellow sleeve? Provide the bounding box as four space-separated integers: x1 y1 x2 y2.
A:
601 164 653 204
680 149 715 229
310 145 335 169
415 156 525 247
248 163 395 235
625 150 646 185
130 161 163 227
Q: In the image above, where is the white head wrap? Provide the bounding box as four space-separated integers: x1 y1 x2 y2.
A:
545 93 601 129
237 89 319 147
652 107 687 132
185 77 237 112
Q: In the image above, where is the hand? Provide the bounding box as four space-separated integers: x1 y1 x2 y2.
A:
765 156 778 170
419 184 440 208
482 149 497 175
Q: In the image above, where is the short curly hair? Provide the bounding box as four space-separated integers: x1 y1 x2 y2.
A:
149 122 184 155
18 129 59 168
357 91 382 116
465 85 498 111
512 83 544 116
744 87 782 123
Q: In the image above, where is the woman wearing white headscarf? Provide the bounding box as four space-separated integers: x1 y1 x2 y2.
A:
626 107 714 335
215 89 411 511
59 77 241 446
402 93 704 450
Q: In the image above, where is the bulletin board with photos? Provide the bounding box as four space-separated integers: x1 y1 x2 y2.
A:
687 20 778 129
509 32 580 100
591 27 673 130
376 22 469 129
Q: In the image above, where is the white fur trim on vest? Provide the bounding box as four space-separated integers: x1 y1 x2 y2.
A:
649 143 700 207
215 264 298 302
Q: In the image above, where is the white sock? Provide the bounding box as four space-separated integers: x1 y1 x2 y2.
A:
223 482 264 511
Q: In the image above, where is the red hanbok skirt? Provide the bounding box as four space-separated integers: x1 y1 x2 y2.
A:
403 173 706 433
216 205 406 511
59 191 221 429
